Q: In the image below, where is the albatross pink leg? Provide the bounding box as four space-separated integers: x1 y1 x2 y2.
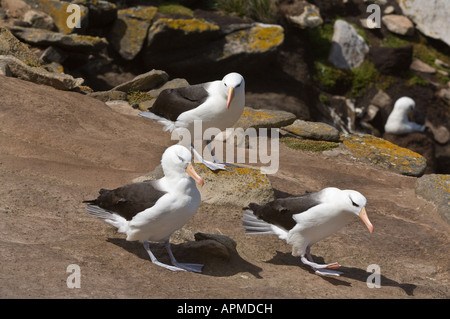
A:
301 247 343 276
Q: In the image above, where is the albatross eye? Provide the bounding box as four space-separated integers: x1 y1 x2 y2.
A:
349 196 359 207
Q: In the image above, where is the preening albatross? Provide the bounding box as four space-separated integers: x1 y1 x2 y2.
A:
84 145 204 273
242 187 374 276
384 97 425 134
139 72 245 171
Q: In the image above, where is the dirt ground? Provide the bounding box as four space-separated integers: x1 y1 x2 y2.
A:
0 76 448 300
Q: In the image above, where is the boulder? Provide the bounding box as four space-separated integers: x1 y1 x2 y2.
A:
108 6 157 61
415 174 450 225
234 107 296 130
87 90 127 102
142 18 284 74
328 19 369 69
22 9 56 31
111 69 169 93
0 26 38 65
369 45 413 74
410 58 436 74
39 46 68 64
284 2 323 29
0 0 30 18
0 55 83 90
281 119 340 142
437 87 450 106
342 133 427 176
398 0 450 47
8 26 108 53
79 0 117 28
134 163 275 207
38 0 89 34
382 14 415 36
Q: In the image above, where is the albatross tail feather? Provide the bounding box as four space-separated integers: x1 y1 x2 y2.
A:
242 210 275 235
139 111 176 132
86 204 128 233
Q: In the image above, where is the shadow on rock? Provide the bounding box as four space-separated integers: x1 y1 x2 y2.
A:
107 237 263 279
266 251 416 296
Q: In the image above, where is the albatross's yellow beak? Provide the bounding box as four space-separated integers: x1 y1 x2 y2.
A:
226 87 235 110
186 162 204 187
359 207 374 233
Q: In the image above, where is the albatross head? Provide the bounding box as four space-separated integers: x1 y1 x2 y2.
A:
222 72 245 110
343 190 374 233
394 97 415 115
161 145 204 186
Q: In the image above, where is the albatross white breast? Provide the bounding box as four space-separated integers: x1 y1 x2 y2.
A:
84 145 205 273
242 187 374 276
384 96 426 134
139 72 245 171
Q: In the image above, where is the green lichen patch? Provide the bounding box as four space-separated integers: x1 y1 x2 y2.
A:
281 137 339 152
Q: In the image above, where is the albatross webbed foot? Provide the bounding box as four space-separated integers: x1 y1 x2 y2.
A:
143 242 187 272
301 255 343 277
165 241 203 273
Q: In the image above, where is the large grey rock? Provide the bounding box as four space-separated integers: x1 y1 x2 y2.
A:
23 9 56 31
108 6 157 60
398 0 450 47
0 55 83 90
282 119 340 142
8 26 107 53
415 174 450 225
111 69 169 93
328 19 369 69
382 14 414 36
0 26 38 65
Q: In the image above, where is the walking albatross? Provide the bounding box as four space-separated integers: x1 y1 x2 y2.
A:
84 145 204 273
139 72 245 171
242 187 374 276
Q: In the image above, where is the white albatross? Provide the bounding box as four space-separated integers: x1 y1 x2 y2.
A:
384 96 426 134
84 145 204 273
242 187 374 276
139 72 245 171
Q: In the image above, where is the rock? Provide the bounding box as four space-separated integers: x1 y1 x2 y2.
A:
281 119 340 142
437 87 450 106
0 55 84 90
134 163 275 207
398 0 450 47
234 107 296 130
38 0 89 34
0 27 38 66
0 0 30 18
285 2 323 29
410 58 436 74
415 174 450 225
435 58 450 69
342 133 427 177
87 90 127 102
79 0 117 28
22 9 55 31
425 120 450 144
382 14 415 36
143 19 284 74
369 45 413 74
108 6 157 61
39 46 68 64
111 69 169 93
384 6 395 14
328 19 369 69
370 90 392 109
8 26 108 53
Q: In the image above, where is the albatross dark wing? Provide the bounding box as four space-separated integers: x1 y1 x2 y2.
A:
150 83 210 121
83 181 167 221
248 192 322 231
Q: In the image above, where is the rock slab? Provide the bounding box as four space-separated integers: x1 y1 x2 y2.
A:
415 174 450 225
282 119 340 142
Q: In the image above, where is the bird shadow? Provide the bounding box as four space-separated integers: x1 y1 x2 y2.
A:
267 251 417 296
106 238 263 279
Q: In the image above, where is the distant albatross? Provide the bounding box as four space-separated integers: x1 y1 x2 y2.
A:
384 97 426 134
242 187 374 276
139 72 245 170
84 145 204 273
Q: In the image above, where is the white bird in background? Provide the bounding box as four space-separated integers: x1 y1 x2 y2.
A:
84 145 205 273
140 72 245 171
242 187 374 276
384 97 426 134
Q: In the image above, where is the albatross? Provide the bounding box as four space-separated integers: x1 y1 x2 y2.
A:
139 72 245 171
384 97 425 134
242 187 374 276
84 145 204 273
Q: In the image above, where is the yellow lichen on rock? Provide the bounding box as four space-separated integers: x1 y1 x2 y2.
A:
158 18 220 33
342 134 427 176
